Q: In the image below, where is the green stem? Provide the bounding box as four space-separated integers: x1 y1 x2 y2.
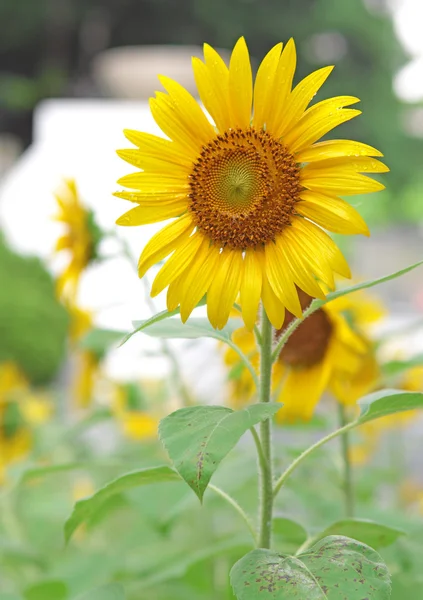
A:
271 301 318 363
273 421 356 499
258 308 274 549
225 339 260 391
338 403 355 518
208 484 258 545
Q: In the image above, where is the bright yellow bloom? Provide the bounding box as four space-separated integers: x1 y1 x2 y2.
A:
54 179 102 302
115 37 387 330
225 290 383 422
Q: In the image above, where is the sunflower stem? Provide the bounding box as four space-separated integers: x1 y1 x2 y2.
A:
258 308 274 549
338 403 355 518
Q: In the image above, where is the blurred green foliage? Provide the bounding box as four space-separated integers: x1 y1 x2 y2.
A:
0 0 422 223
0 234 69 384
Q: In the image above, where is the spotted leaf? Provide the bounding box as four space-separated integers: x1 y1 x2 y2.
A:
230 535 391 599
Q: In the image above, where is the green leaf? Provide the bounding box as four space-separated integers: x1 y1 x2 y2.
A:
230 535 391 599
75 583 125 600
64 466 180 543
357 389 423 424
24 581 68 600
273 517 308 553
130 316 240 342
159 403 281 501
381 354 423 379
308 518 405 550
315 259 423 308
120 297 207 346
80 328 126 358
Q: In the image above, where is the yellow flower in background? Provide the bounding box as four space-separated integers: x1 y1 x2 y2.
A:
113 383 159 441
225 290 383 422
54 179 102 302
0 362 52 484
116 37 387 330
68 306 100 409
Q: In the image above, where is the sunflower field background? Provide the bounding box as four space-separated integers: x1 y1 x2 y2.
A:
1 1 423 599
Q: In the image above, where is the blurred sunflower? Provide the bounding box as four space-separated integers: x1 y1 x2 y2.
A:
224 290 383 422
69 306 101 409
113 382 158 441
115 37 387 330
0 362 52 483
54 179 103 302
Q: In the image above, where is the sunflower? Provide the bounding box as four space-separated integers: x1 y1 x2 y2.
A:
68 305 100 409
224 290 383 422
113 382 158 441
0 362 51 483
115 37 387 330
54 179 102 302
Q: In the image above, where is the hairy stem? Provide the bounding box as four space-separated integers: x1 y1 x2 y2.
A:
258 309 274 549
338 403 355 517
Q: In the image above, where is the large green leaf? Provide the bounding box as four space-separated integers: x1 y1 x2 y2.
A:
130 316 240 342
273 517 308 554
24 582 68 600
307 518 404 550
75 583 125 600
64 466 180 543
159 403 281 500
357 389 423 424
231 536 391 599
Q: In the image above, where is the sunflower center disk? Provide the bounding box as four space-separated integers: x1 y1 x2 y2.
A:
277 291 333 368
189 128 301 249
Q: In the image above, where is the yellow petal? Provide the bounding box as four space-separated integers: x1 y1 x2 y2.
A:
158 75 216 146
116 149 191 173
117 171 189 191
275 65 334 137
116 203 187 226
151 232 203 297
149 94 200 157
265 242 302 317
298 191 369 236
122 130 193 166
275 236 326 300
292 218 351 279
266 38 297 134
114 190 189 203
285 95 360 153
193 56 230 133
252 42 283 129
138 213 194 277
301 168 386 195
207 250 243 329
302 156 389 174
297 139 383 163
261 271 286 329
277 349 333 423
180 245 221 322
167 236 211 311
229 37 253 129
282 227 335 290
240 250 262 330
55 235 72 251
201 44 232 132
